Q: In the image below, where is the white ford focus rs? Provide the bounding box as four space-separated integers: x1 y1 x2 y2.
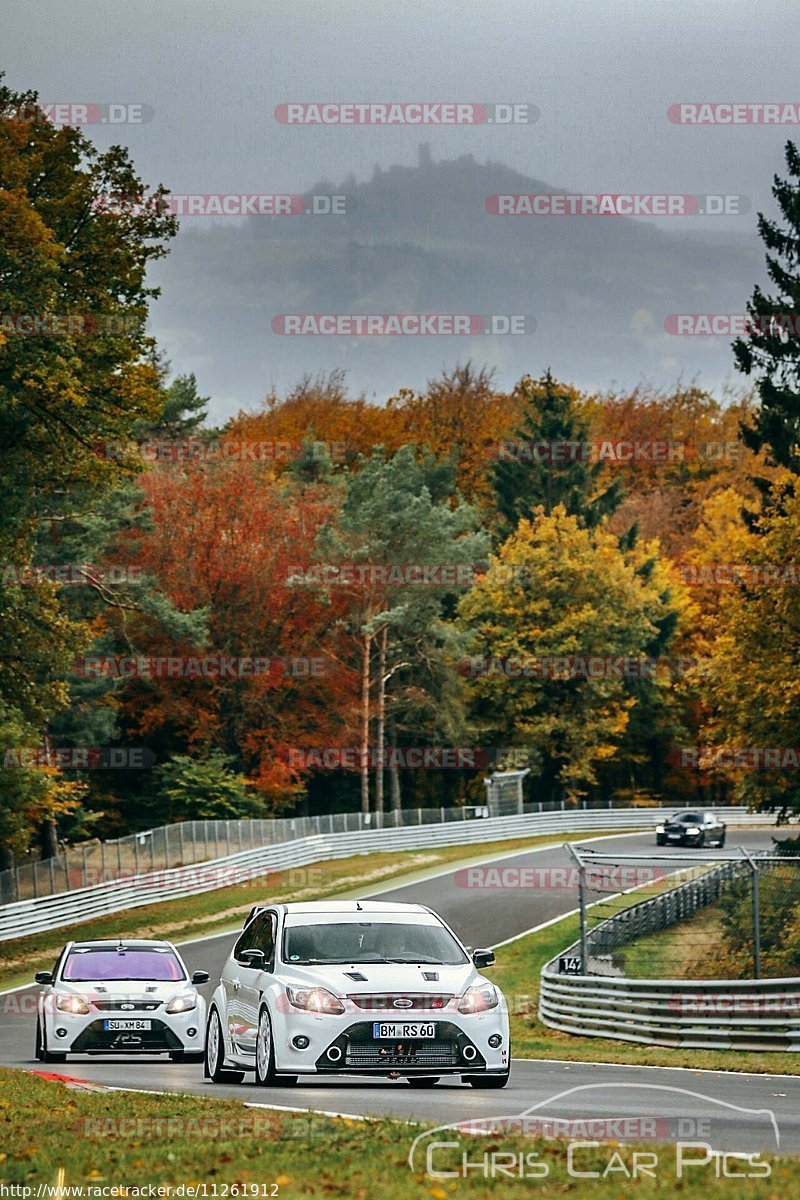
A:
34 939 209 1062
205 900 510 1088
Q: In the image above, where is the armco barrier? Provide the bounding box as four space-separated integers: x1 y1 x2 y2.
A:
539 967 800 1051
540 852 800 1051
0 805 773 942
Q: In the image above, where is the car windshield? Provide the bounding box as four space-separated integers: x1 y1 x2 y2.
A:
282 921 468 965
674 813 703 823
62 948 185 982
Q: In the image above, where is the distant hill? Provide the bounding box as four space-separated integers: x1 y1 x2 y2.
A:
149 149 766 417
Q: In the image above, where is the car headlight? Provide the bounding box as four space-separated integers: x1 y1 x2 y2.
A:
165 994 197 1014
458 984 499 1014
286 986 345 1015
656 825 665 834
56 993 90 1015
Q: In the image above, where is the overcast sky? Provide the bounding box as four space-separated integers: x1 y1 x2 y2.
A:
5 1 799 415
6 0 797 222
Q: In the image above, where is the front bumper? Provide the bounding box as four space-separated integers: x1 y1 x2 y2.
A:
46 1005 205 1055
270 1004 509 1076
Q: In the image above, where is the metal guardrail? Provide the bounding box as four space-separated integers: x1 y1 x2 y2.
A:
0 805 772 943
0 797 651 903
540 853 800 1050
539 969 800 1052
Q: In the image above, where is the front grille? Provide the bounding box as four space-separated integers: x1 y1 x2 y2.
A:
348 993 453 1011
70 1019 180 1052
346 1041 460 1067
315 1020 485 1072
92 1001 162 1011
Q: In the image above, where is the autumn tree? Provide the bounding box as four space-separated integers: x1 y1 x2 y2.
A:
694 476 800 815
0 80 176 855
388 363 514 505
459 506 685 803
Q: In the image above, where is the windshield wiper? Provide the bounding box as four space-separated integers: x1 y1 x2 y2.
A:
382 955 447 964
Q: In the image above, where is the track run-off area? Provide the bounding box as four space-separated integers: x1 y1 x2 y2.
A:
2 828 798 1153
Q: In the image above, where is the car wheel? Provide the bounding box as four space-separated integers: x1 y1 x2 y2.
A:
465 1070 510 1089
36 1018 66 1064
656 835 666 846
408 1077 439 1087
204 1007 245 1083
717 831 726 847
255 1005 278 1086
169 1050 204 1063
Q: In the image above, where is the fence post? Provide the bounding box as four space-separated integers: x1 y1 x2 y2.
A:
741 849 761 979
565 843 588 974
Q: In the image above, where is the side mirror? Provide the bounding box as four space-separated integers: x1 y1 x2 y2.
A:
472 949 496 969
191 970 210 985
238 949 266 969
35 971 53 985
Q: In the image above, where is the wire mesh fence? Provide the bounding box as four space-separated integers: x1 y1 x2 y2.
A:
0 806 493 904
0 790 670 905
567 845 800 981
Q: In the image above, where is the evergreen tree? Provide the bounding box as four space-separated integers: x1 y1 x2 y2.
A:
490 371 623 537
734 141 800 509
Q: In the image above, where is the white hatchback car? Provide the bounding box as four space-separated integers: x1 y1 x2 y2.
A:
34 939 208 1062
205 900 510 1088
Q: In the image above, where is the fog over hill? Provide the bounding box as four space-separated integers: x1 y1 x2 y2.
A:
149 148 767 419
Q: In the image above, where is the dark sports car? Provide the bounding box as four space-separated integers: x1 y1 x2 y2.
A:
656 810 726 848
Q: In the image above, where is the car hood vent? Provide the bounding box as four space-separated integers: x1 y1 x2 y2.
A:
344 971 369 982
422 972 439 981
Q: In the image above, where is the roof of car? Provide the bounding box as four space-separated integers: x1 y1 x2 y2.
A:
279 900 430 915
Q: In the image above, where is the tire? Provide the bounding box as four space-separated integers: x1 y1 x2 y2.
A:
656 835 666 846
169 1050 204 1063
204 1007 245 1083
465 1070 510 1089
717 830 726 848
695 832 705 848
254 1005 278 1086
35 1018 66 1064
408 1077 439 1087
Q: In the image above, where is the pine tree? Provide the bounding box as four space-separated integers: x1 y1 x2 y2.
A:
489 371 623 537
734 141 800 509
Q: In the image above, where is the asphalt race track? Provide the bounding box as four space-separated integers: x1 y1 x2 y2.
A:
2 828 799 1153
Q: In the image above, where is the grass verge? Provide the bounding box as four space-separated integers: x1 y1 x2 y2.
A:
1 1067 796 1195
